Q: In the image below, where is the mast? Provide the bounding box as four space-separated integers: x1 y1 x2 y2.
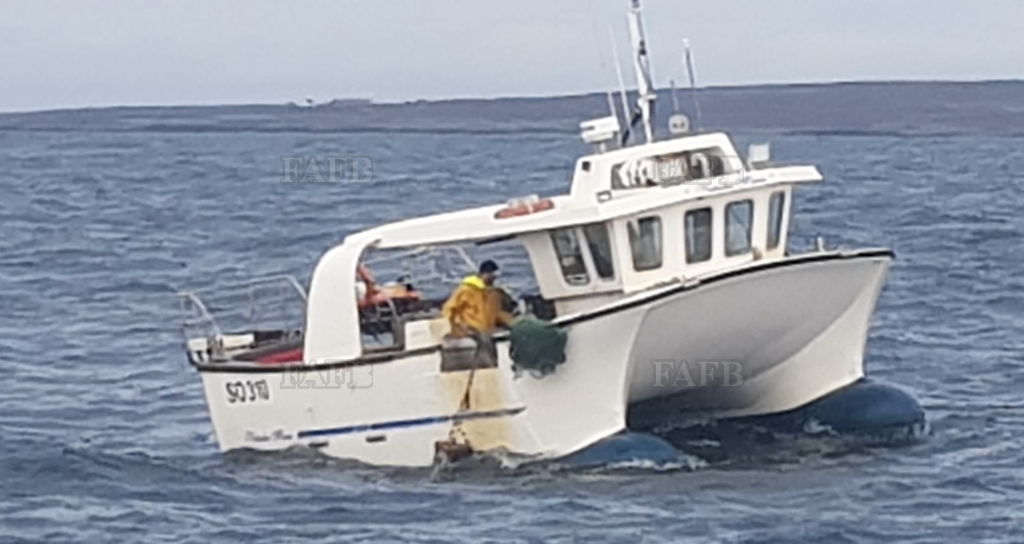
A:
626 0 656 143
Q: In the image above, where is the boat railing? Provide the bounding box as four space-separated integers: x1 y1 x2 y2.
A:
177 275 307 363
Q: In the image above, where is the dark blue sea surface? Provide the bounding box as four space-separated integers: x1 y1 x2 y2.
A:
1 82 1023 542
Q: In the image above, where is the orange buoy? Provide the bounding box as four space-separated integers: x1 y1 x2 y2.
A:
495 197 555 219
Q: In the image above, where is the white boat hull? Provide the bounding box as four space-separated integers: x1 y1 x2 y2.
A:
196 250 891 466
624 250 890 416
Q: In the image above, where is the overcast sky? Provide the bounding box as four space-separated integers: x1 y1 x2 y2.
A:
1 0 1021 112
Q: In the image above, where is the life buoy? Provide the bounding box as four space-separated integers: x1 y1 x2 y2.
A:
495 204 530 219
494 197 555 219
531 198 555 212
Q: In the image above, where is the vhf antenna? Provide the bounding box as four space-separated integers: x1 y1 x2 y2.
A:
683 39 704 131
589 14 624 148
609 25 632 144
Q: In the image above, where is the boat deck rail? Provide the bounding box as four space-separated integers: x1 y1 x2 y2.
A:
177 275 307 363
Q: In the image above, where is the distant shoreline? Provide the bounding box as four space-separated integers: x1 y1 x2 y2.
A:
2 79 1021 138
2 78 1022 116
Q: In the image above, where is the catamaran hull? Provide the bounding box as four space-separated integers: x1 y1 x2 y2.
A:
195 250 892 467
623 251 891 417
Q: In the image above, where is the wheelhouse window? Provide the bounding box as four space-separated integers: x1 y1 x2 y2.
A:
550 228 590 286
582 223 615 280
725 200 753 256
627 216 663 271
684 208 713 263
687 148 728 180
612 147 734 189
767 192 786 250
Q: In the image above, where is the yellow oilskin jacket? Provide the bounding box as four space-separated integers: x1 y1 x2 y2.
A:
442 275 514 336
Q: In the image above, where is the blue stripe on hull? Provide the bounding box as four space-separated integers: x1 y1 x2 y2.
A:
297 406 526 439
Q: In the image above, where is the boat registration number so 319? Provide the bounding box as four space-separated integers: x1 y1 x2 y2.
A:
225 379 270 404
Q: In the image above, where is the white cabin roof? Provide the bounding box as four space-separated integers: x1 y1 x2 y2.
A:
363 164 821 250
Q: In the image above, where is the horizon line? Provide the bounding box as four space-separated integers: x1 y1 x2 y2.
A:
3 76 1021 116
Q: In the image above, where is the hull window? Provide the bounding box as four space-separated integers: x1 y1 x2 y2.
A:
684 208 713 263
628 216 663 271
768 191 785 250
550 229 590 286
582 223 616 280
725 200 753 256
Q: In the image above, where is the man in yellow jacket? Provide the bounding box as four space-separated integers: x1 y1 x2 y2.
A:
443 260 516 338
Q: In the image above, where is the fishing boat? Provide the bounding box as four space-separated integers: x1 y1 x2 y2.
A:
178 1 922 467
